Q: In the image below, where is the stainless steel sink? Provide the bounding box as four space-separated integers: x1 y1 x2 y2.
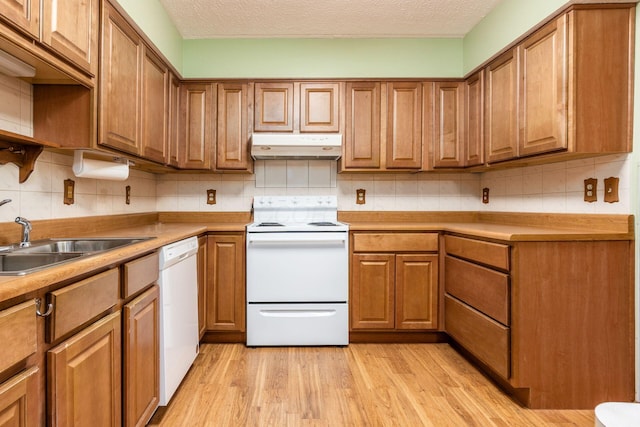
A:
14 237 151 254
0 253 85 275
0 237 154 275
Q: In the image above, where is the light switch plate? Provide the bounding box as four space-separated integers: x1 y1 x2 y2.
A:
604 177 619 203
63 179 75 205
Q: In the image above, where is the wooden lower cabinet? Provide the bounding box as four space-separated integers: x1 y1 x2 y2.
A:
197 235 207 339
123 286 159 427
48 311 122 427
444 234 634 409
351 232 439 332
205 234 245 338
0 366 39 427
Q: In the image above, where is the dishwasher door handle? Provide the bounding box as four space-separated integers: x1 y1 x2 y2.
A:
258 309 338 318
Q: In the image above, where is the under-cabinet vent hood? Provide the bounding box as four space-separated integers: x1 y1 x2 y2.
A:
250 133 342 160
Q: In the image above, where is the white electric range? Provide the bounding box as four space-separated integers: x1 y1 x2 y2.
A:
246 195 349 346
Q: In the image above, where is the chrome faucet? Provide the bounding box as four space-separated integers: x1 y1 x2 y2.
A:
15 217 32 247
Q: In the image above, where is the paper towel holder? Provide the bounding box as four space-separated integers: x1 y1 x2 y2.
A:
72 150 130 181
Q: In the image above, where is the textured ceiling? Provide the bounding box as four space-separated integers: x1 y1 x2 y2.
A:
159 0 504 39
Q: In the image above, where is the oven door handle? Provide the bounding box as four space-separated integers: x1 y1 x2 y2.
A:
258 309 339 318
248 238 346 246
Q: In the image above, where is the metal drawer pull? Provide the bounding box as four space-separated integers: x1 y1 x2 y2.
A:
35 298 53 317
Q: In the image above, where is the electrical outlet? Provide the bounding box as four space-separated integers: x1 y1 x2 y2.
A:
207 189 216 205
356 189 366 205
63 179 75 205
482 187 490 204
125 185 131 205
604 177 619 203
584 178 597 202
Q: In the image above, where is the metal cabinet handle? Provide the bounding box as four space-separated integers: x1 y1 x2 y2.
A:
35 298 53 317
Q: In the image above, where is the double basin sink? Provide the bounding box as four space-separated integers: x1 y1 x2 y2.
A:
0 237 153 276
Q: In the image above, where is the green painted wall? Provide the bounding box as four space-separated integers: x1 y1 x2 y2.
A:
114 0 183 73
463 0 568 74
182 38 463 79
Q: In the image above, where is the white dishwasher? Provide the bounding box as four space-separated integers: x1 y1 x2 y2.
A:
157 236 199 406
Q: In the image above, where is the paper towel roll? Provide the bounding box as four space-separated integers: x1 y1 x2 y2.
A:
72 151 129 180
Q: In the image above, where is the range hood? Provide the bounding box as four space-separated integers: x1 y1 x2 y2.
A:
250 133 342 160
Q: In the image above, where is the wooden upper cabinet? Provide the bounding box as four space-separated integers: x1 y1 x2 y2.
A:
140 48 168 163
519 15 567 157
254 82 340 133
41 0 99 75
0 0 39 38
485 49 519 163
99 2 142 156
386 82 422 169
167 73 181 167
300 82 340 132
343 81 381 169
433 81 465 168
216 82 252 172
254 82 294 132
179 83 215 169
465 70 485 167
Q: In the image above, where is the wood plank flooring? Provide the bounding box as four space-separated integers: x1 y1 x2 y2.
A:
148 343 594 426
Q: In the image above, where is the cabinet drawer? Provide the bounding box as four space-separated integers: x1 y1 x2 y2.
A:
445 235 509 270
48 268 119 342
123 252 159 299
353 233 438 252
0 301 37 374
445 256 509 325
445 295 509 379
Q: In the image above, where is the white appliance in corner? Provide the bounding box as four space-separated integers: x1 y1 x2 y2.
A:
157 236 199 405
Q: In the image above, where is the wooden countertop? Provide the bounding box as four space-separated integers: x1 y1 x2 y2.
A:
0 211 633 304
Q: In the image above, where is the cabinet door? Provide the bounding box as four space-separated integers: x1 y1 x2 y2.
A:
386 82 422 169
0 0 39 38
216 83 252 171
48 311 122 427
343 82 381 169
396 254 438 330
42 0 99 75
465 70 485 166
99 3 142 155
433 81 465 168
300 82 340 132
123 286 159 427
206 235 245 332
485 49 518 163
0 367 39 427
197 235 207 339
254 82 294 132
180 83 214 169
140 48 168 163
167 73 180 167
519 15 567 157
351 254 395 329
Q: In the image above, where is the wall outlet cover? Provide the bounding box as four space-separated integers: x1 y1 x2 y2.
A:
63 179 75 205
207 189 217 205
125 185 131 205
583 178 597 202
482 187 490 204
356 188 366 205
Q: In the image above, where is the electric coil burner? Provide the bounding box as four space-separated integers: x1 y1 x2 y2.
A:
246 195 349 346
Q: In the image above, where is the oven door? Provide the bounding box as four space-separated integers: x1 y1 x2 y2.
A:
246 231 348 303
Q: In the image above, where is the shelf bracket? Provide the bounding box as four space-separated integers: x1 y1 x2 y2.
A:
0 141 44 183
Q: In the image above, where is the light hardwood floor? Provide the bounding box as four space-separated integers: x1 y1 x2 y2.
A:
148 343 594 426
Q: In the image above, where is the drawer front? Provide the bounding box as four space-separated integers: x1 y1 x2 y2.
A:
445 295 510 379
123 252 159 299
353 233 438 252
445 235 510 270
48 268 119 342
0 301 37 374
445 256 509 325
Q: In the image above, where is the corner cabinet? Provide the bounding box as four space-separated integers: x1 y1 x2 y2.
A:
444 234 634 409
342 81 423 172
350 232 438 332
205 234 246 341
